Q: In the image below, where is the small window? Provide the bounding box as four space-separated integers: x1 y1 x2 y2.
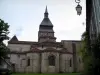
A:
27 58 30 66
69 59 72 67
48 55 55 66
42 45 44 48
18 54 20 58
79 58 81 63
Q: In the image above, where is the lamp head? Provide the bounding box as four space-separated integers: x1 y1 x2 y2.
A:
76 4 82 15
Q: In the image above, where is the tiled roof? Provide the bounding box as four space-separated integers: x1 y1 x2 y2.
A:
9 35 18 41
31 47 40 51
39 36 56 39
9 50 73 54
38 41 63 47
61 40 81 42
8 40 63 48
8 41 38 45
40 18 53 26
44 47 56 51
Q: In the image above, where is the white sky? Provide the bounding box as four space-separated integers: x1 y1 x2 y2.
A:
0 0 86 44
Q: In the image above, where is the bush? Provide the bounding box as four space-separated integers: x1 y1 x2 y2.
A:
81 33 100 75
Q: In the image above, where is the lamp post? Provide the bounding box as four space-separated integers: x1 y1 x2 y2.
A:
75 0 82 15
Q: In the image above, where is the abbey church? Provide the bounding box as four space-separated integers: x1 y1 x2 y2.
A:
8 7 83 73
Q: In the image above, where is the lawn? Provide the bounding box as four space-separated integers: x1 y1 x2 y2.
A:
12 73 80 75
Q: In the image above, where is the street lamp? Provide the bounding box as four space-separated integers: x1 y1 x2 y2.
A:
75 0 82 15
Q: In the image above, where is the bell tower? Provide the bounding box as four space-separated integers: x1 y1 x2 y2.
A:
38 6 56 42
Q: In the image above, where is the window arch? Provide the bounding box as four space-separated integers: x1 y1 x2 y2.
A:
69 58 72 67
48 55 55 66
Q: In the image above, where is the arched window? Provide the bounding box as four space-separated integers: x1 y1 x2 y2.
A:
27 58 30 66
69 59 72 67
48 55 55 66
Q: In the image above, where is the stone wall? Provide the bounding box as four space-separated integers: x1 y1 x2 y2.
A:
38 47 62 51
9 54 26 72
41 52 59 73
60 54 73 72
8 44 31 52
9 53 40 73
8 41 82 73
61 41 73 52
26 53 40 73
61 40 83 72
9 52 74 73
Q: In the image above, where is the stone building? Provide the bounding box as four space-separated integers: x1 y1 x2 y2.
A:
7 7 83 73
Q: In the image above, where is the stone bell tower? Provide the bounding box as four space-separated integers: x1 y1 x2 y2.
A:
38 6 56 42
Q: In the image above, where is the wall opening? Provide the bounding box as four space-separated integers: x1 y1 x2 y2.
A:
27 58 30 66
48 55 55 66
69 58 72 67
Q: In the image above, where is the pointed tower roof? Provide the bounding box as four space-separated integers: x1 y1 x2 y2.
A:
40 6 53 26
10 35 18 42
45 6 48 13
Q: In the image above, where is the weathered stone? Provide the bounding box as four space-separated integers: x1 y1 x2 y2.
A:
7 6 83 73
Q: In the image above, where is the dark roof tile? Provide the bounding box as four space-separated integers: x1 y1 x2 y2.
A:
9 35 18 42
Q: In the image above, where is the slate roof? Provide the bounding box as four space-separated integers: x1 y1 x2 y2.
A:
61 40 81 42
8 41 38 45
40 18 53 26
9 35 18 41
9 50 73 54
39 36 56 39
8 37 62 47
38 41 63 47
40 6 53 26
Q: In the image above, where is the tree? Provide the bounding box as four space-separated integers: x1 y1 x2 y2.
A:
0 19 9 59
81 31 100 75
80 31 93 75
90 34 100 74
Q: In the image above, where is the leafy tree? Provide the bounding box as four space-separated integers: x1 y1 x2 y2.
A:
0 19 9 59
81 31 100 75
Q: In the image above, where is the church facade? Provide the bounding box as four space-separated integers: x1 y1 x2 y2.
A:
7 7 83 73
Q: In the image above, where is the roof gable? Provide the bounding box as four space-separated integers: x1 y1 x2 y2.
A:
9 35 18 42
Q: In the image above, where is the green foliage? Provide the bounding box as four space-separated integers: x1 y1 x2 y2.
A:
0 42 10 58
80 31 92 75
0 19 10 59
0 19 9 34
80 32 88 62
81 32 100 75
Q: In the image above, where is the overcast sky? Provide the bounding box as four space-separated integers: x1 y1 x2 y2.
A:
0 0 86 44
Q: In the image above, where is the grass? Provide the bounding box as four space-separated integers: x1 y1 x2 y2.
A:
12 73 80 75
